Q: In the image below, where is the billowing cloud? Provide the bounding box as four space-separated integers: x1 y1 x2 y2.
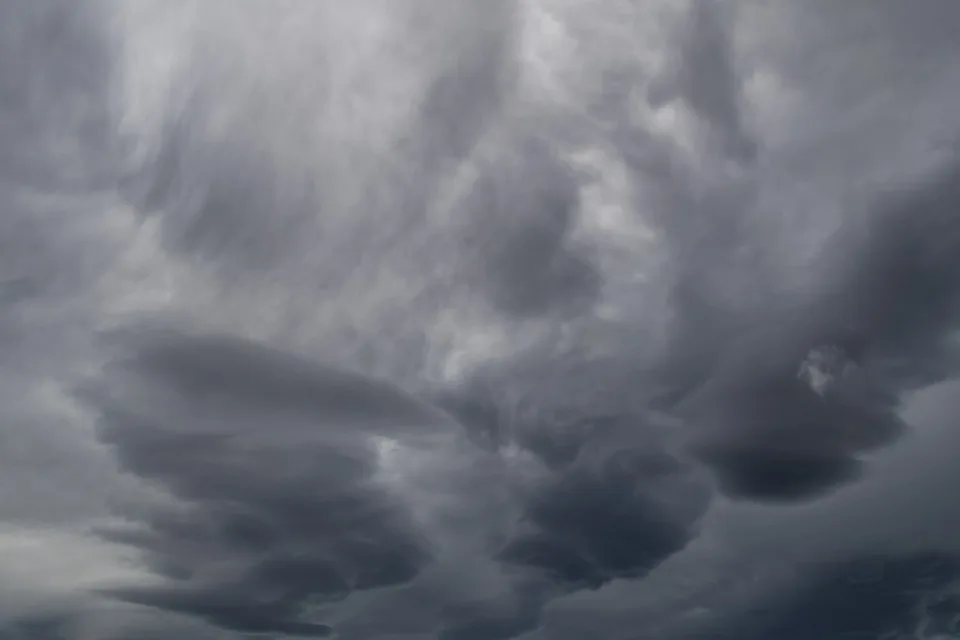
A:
662 152 960 502
4 0 960 638
80 328 452 636
79 326 711 638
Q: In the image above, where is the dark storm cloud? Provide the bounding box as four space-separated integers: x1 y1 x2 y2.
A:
496 413 709 587
713 552 960 640
80 328 453 638
828 157 960 360
5 0 960 638
0 613 71 640
627 11 960 502
97 326 455 430
674 339 905 502
83 325 714 639
432 577 549 640
96 584 335 638
437 357 712 594
670 152 960 502
611 138 890 504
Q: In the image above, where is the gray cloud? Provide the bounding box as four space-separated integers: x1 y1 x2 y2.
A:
0 613 72 640
0 0 129 539
80 328 451 637
4 0 960 638
649 1 756 162
713 551 960 640
461 135 601 318
80 326 712 638
600 2 960 504
659 151 960 502
0 0 115 190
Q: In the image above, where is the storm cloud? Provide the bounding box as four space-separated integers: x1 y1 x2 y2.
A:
4 0 960 638
80 329 452 636
78 326 711 638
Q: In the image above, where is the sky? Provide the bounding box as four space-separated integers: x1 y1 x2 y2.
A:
2 1 960 638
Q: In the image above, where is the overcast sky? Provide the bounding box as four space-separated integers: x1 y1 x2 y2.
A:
3 1 960 638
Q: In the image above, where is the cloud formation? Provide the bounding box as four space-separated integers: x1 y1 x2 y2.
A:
719 552 960 640
81 329 451 636
80 326 712 638
3 0 960 638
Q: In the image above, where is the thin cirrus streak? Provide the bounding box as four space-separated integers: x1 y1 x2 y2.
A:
2 0 960 639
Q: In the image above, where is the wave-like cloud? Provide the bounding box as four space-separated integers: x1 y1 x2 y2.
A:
3 0 960 638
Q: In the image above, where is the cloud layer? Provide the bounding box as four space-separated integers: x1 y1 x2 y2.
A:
3 0 960 638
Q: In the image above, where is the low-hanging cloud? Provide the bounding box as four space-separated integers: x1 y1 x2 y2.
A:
663 152 960 502
80 328 455 637
715 552 960 640
80 326 713 638
4 0 960 638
